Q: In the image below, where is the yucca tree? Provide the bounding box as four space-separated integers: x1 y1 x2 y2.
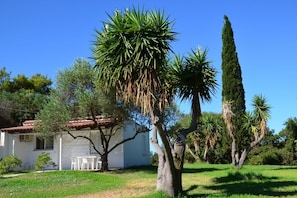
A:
171 48 218 192
172 48 218 135
223 95 270 168
198 114 222 162
93 8 178 196
93 8 217 197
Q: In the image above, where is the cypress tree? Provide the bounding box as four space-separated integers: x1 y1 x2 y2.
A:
221 15 247 166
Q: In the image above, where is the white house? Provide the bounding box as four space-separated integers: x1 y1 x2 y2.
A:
0 117 150 170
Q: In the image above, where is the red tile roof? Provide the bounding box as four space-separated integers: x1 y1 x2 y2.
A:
0 117 115 133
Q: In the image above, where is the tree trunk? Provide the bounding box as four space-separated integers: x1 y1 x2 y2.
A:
186 144 200 161
151 93 199 197
101 153 109 171
151 119 184 196
156 154 175 196
203 144 209 161
155 138 185 197
230 134 237 167
238 149 247 168
173 134 186 195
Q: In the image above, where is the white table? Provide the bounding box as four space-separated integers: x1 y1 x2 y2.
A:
76 156 97 170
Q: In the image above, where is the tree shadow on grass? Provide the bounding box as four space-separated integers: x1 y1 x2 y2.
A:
206 180 297 197
183 167 229 174
214 171 278 183
113 165 157 174
273 166 297 170
185 172 297 197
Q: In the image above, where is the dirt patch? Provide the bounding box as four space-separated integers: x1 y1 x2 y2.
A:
67 180 155 198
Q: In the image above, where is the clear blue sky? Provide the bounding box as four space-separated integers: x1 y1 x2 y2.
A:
1 1 296 133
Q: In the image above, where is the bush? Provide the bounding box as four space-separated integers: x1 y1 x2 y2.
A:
0 155 22 174
150 152 158 166
248 149 282 165
184 152 196 164
35 152 57 171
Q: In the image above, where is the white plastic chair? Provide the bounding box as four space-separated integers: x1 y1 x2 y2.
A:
71 158 77 170
96 157 102 170
81 157 92 170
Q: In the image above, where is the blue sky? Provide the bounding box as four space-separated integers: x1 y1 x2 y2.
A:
1 1 296 133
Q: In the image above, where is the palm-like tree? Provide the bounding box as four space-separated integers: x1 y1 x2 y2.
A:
171 48 218 193
198 114 222 162
172 48 218 135
94 8 175 116
93 8 217 196
223 95 270 168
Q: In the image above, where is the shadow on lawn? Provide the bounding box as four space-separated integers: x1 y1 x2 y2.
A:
113 165 157 174
273 166 297 170
185 172 297 197
183 167 229 174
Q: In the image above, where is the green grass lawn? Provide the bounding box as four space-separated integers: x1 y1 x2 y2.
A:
1 164 297 197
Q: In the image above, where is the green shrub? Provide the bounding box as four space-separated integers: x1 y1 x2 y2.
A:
150 152 158 166
0 155 22 174
184 151 196 164
248 150 282 165
35 152 57 171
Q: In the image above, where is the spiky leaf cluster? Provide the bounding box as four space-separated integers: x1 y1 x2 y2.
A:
93 8 176 115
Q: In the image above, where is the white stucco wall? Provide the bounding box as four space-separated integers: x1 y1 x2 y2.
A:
123 121 150 168
61 129 126 169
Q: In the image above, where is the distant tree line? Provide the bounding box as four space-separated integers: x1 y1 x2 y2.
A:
0 67 52 127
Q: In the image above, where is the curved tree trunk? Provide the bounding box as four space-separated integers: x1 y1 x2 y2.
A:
186 144 201 162
154 134 185 197
151 92 200 197
151 125 176 197
203 145 209 162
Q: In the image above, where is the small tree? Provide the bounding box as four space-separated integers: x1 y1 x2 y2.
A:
35 152 56 171
279 118 297 164
199 113 222 162
222 95 271 168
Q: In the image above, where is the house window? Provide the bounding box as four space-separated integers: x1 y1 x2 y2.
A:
36 136 54 150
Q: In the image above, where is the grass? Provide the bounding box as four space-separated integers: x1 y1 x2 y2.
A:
1 164 297 197
0 171 125 197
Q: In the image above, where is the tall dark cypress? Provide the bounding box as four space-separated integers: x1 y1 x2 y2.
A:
221 15 247 161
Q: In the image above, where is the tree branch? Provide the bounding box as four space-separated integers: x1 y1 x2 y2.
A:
66 129 102 155
107 125 149 154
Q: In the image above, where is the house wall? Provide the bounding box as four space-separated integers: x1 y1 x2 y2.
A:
0 133 58 170
123 121 150 168
57 129 125 170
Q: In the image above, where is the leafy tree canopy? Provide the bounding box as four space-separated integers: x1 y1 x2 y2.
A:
0 67 52 127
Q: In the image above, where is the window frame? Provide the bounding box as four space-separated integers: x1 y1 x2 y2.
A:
35 136 54 150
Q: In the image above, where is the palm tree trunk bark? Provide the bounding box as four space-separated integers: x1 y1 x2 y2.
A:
151 113 178 197
230 134 237 167
151 93 200 197
186 144 200 161
203 144 209 161
156 154 175 196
